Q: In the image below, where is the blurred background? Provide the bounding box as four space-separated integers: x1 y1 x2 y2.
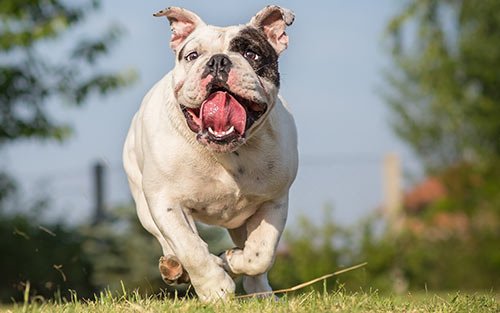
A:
1 0 499 302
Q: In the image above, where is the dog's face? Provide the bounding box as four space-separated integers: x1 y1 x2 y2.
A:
155 6 294 153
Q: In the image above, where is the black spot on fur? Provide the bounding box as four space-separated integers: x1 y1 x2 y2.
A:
238 166 245 175
167 208 173 212
229 27 280 87
248 258 252 263
256 252 260 257
233 151 240 157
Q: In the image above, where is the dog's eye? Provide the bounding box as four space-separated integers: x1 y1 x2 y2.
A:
243 50 260 61
185 51 199 62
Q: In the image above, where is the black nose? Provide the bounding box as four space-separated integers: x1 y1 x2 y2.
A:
205 54 232 82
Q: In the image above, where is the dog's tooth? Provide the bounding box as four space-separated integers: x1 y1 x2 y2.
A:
208 126 236 137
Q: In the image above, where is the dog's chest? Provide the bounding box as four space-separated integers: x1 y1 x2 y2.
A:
176 153 286 228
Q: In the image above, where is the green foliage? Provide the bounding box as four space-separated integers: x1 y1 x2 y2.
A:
269 208 500 294
79 205 165 295
1 202 499 303
393 227 500 291
421 162 500 217
384 0 500 170
0 172 15 206
269 207 352 291
0 3 138 300
0 210 94 302
0 0 136 144
0 199 234 302
383 3 500 293
269 209 376 293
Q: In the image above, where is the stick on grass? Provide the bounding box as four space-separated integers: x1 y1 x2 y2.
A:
236 262 368 299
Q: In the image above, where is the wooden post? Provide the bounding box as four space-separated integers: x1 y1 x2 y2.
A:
383 153 408 293
92 161 106 225
383 153 402 233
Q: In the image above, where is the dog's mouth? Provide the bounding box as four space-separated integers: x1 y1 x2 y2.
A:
181 87 267 147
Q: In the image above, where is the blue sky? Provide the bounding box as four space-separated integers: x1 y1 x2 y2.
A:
2 1 422 226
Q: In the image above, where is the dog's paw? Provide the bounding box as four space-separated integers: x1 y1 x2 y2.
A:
159 255 190 285
194 269 235 302
218 248 240 277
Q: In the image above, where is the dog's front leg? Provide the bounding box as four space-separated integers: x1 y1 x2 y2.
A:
145 191 235 302
221 195 288 287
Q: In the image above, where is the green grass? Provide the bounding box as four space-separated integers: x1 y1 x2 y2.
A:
1 289 499 313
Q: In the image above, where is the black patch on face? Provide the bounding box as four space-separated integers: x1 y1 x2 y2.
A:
228 27 280 87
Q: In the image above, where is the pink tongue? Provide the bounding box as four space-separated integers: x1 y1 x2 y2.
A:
200 91 246 134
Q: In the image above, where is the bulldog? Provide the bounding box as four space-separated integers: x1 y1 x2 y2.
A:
123 5 298 301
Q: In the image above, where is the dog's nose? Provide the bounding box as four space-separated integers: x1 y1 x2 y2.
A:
205 54 232 82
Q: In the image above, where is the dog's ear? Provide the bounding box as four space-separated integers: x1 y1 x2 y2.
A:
249 5 295 55
154 7 206 52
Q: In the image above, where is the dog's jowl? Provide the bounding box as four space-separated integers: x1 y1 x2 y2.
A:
123 6 297 302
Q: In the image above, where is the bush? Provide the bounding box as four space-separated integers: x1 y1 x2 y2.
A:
0 202 234 303
0 213 94 302
269 206 500 293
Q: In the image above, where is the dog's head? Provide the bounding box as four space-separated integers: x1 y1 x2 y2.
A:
155 6 294 153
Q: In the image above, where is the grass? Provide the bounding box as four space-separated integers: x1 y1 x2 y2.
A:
1 288 498 313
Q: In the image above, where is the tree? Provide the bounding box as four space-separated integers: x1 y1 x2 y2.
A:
384 0 500 171
0 1 139 300
0 0 135 145
382 1 500 291
0 0 136 207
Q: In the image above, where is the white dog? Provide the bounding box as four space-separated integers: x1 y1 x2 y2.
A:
123 5 297 301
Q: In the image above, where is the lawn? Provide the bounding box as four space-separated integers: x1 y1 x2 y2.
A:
2 290 498 313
